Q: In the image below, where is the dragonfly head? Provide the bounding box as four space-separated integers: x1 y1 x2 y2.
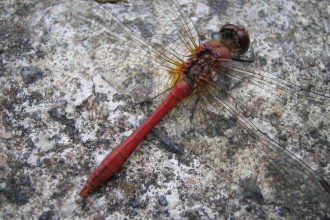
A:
219 24 250 55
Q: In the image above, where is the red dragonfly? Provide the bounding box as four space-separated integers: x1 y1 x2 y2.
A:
71 0 330 217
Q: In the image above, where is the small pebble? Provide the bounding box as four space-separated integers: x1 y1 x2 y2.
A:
185 178 196 185
158 195 168 206
245 205 252 212
3 90 9 96
0 131 12 139
20 66 42 83
102 109 109 118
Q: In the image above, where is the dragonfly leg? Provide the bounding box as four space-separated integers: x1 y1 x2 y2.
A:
232 46 255 63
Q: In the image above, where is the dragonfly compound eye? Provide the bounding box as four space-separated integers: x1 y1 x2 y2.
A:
219 24 250 55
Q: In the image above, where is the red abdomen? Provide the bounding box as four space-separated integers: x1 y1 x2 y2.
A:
79 78 192 196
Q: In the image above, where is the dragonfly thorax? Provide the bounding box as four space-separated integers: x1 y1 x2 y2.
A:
179 24 250 90
183 40 231 89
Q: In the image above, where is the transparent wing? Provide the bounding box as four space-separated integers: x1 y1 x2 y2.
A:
224 60 330 103
67 0 330 217
67 0 199 102
171 60 330 218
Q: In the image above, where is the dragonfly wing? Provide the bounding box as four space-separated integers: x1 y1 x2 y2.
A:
66 0 330 217
224 60 330 103
171 62 330 217
67 0 199 102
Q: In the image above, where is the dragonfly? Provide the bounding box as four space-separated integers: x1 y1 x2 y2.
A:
69 0 330 218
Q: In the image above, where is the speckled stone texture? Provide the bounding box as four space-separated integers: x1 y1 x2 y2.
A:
0 0 329 219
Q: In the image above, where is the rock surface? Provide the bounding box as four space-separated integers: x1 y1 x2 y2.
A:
0 0 329 219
